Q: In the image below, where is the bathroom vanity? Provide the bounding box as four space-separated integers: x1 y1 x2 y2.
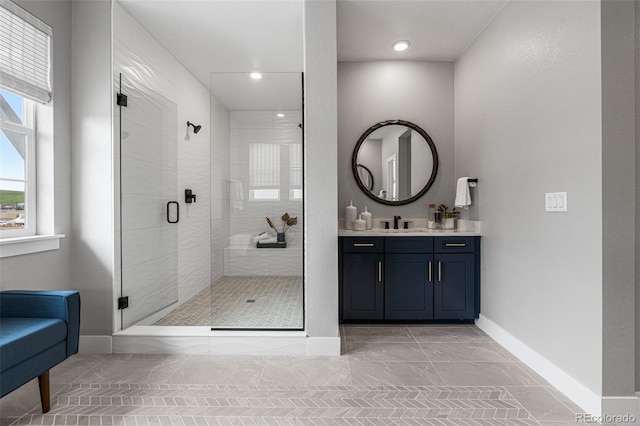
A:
342 119 481 323
338 230 481 322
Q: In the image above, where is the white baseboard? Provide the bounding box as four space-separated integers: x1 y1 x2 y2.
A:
79 335 112 354
476 314 602 416
307 337 341 356
110 327 340 356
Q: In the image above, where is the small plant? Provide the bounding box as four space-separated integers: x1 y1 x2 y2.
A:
266 212 298 234
438 205 458 219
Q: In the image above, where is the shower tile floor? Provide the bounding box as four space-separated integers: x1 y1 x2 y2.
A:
1 325 583 425
154 276 303 329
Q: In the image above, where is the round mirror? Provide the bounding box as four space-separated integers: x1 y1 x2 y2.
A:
351 120 438 206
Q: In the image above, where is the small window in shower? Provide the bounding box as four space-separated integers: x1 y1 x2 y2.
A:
251 188 280 201
249 143 280 201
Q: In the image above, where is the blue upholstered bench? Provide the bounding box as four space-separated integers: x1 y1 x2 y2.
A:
0 290 80 413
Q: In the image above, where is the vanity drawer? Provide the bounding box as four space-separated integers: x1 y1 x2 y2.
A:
342 237 384 253
434 236 476 253
385 237 433 253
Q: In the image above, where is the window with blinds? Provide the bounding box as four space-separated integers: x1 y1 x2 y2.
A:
0 0 52 104
289 143 302 200
250 143 281 200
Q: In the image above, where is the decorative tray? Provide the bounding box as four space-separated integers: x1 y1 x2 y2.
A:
256 242 287 248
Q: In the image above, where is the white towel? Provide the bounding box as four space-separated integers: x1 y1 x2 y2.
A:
259 237 277 244
455 177 473 210
253 232 271 243
230 180 244 210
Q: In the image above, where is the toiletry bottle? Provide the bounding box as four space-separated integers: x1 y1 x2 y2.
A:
361 207 372 230
428 203 436 229
434 210 442 230
345 200 357 230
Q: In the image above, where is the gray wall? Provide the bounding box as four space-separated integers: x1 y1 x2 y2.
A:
455 0 604 394
636 0 640 394
338 61 454 220
71 0 115 335
0 1 72 291
304 0 339 339
600 0 636 397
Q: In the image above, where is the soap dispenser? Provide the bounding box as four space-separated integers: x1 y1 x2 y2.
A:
361 207 372 230
345 200 357 230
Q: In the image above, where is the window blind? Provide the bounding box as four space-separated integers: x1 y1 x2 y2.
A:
0 0 52 103
250 144 280 186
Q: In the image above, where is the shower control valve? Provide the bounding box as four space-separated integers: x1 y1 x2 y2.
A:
185 189 197 204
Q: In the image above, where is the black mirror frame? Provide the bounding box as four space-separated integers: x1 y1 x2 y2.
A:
356 164 374 191
351 119 439 206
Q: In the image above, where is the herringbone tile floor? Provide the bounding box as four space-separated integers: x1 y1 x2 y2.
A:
154 276 303 329
0 326 583 425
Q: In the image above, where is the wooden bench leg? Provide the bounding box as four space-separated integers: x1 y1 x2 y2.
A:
38 370 50 413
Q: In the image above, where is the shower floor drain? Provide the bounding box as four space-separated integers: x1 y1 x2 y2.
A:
246 299 255 303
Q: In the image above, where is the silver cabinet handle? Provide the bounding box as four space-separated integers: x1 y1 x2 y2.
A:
445 243 466 247
438 261 442 282
428 261 432 283
354 243 374 247
378 261 382 282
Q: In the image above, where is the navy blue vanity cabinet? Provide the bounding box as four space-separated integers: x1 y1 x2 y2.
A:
339 235 480 322
341 237 385 320
384 237 434 319
434 237 480 319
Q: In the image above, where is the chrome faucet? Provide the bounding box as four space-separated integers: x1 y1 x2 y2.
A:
393 215 401 229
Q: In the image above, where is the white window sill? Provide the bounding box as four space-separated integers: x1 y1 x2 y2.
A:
0 234 65 258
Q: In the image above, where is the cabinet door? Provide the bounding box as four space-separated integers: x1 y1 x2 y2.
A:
342 253 384 320
434 253 475 319
385 254 433 320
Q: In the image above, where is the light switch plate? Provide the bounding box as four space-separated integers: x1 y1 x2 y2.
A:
545 192 567 212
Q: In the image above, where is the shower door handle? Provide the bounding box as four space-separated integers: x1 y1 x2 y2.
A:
167 201 179 223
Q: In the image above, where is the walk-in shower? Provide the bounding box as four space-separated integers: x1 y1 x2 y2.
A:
210 72 304 329
118 71 304 330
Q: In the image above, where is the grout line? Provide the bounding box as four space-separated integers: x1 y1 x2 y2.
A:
543 386 584 416
499 386 542 424
413 334 449 386
255 357 268 386
510 361 550 387
67 354 112 384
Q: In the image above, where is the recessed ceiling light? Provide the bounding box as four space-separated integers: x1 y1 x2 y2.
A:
250 72 262 79
277 113 285 118
393 40 410 52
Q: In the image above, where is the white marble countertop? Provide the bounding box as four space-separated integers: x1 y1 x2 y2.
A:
338 219 483 237
338 228 481 237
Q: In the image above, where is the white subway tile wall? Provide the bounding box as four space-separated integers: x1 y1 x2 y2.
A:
226 111 303 276
114 3 211 326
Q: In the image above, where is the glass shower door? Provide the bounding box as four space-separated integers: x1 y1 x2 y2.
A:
119 74 179 328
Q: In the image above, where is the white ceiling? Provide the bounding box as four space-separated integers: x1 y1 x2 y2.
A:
118 0 304 90
118 0 506 108
337 0 507 61
211 73 302 111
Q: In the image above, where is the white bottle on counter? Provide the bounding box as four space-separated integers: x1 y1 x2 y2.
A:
345 200 357 230
353 214 366 231
361 206 372 230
